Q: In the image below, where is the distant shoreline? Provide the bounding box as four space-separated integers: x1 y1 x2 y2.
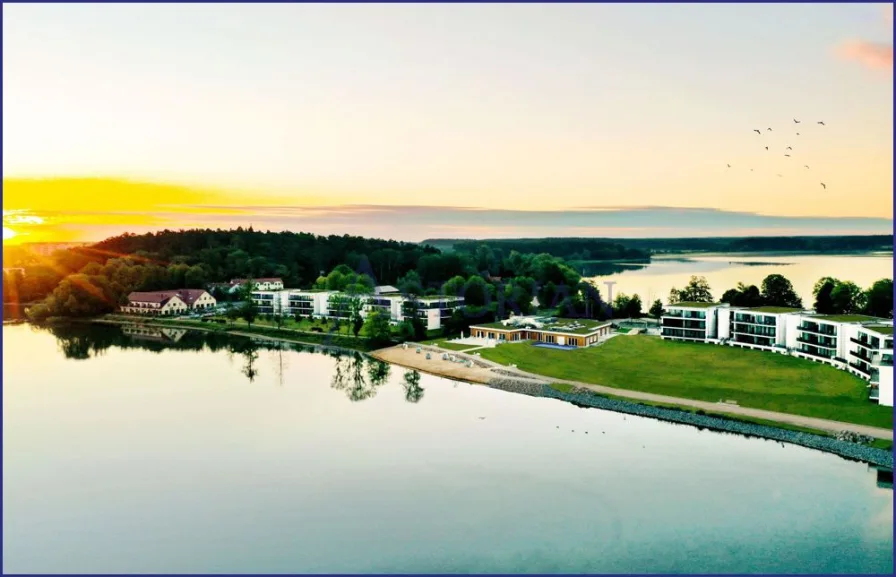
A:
653 250 893 259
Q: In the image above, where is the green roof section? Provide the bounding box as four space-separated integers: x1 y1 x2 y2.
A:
864 325 894 336
470 317 612 335
814 314 880 323
747 306 804 314
668 301 720 309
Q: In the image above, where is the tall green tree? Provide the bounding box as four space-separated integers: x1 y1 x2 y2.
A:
812 277 839 314
720 282 764 307
669 276 713 303
648 299 665 320
760 274 802 308
364 311 394 348
830 281 864 314
863 278 894 318
626 294 643 318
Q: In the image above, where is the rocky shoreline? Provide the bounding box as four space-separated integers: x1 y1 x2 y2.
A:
485 378 894 469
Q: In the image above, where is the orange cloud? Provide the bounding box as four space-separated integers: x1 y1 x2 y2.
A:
835 5 893 72
837 40 894 70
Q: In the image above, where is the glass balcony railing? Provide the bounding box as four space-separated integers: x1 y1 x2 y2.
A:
733 316 776 326
662 318 706 329
798 323 837 336
799 345 836 359
797 335 837 349
663 311 706 320
851 348 873 361
849 360 871 375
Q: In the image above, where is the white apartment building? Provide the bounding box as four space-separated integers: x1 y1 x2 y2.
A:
661 303 894 407
659 302 724 341
366 294 465 330
250 289 331 317
720 306 803 353
250 289 464 331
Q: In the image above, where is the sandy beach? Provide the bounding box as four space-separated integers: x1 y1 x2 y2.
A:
370 344 507 385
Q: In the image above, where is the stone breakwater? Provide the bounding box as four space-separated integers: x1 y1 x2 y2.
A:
488 377 550 397
540 385 894 469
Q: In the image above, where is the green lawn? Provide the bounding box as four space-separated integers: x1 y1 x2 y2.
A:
479 336 893 429
421 337 477 351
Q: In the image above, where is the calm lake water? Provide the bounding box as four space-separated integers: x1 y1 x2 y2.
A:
2 324 893 574
584 252 893 306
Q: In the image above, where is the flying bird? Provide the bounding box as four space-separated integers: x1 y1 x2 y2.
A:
764 146 769 150
804 165 810 169
796 133 800 136
817 121 825 125
784 154 791 157
820 182 826 189
753 129 761 135
793 118 801 123
767 127 773 131
786 146 792 150
777 174 783 177
727 164 731 168
750 168 754 171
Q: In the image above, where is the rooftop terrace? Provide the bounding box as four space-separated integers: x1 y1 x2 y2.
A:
471 317 611 335
814 314 880 323
746 306 804 314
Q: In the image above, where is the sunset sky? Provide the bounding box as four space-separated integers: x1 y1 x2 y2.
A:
3 3 893 243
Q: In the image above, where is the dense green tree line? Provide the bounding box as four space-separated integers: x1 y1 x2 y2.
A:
663 274 893 318
425 235 891 255
446 238 650 262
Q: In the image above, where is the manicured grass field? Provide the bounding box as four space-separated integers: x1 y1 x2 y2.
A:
479 335 893 429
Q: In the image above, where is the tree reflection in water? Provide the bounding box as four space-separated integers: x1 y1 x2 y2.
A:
329 350 392 402
402 369 425 403
44 323 423 402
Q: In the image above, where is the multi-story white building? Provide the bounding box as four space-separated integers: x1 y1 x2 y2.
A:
843 322 894 406
721 306 803 353
659 302 725 342
249 289 464 330
250 289 331 317
366 294 465 330
661 304 894 407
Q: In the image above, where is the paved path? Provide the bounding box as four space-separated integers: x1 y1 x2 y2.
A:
382 344 894 441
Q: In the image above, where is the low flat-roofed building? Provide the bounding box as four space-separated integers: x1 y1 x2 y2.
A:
469 316 612 348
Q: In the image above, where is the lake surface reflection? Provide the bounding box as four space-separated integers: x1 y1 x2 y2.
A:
3 324 893 574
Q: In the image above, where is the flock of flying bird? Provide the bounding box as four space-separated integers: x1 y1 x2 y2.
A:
727 118 828 190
